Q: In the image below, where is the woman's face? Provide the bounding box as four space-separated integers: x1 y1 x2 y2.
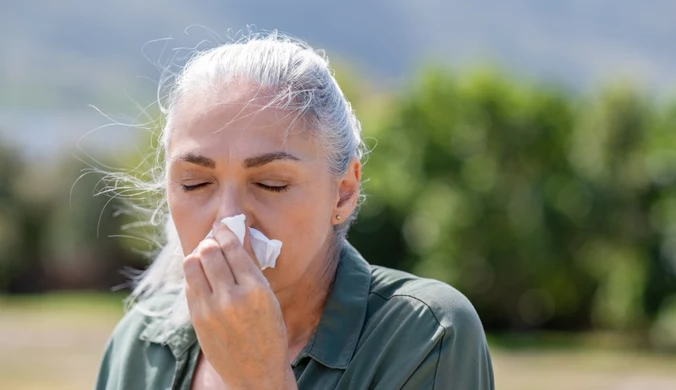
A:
166 81 360 293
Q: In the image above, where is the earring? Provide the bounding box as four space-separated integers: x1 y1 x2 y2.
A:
336 215 342 221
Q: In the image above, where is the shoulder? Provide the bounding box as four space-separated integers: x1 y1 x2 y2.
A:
108 294 176 346
99 294 176 366
353 266 493 388
95 295 178 389
362 264 489 353
369 265 485 334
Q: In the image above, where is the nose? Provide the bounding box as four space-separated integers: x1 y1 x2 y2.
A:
215 185 242 218
213 185 250 226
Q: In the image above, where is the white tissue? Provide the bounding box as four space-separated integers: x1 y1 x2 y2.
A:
197 214 282 270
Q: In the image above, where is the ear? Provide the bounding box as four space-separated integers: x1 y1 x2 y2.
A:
332 158 361 225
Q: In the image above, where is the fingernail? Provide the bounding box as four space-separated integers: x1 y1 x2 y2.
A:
213 221 221 230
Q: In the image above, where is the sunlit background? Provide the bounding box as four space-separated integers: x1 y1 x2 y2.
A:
2 1 676 389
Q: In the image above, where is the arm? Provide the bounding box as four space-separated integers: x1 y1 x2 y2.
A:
94 336 116 390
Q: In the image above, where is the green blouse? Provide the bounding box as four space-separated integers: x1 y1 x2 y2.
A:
95 242 495 389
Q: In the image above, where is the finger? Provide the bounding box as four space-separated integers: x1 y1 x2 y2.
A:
183 254 212 295
184 281 204 320
242 225 260 269
197 238 236 291
212 222 263 284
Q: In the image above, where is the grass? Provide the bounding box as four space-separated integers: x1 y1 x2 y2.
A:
1 293 675 390
0 292 127 390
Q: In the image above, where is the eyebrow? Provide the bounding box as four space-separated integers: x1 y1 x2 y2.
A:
244 151 301 168
174 151 301 169
176 153 216 168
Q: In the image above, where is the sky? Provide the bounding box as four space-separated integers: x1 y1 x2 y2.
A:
2 0 675 157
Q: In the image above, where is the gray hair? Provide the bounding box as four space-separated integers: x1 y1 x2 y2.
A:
116 31 366 340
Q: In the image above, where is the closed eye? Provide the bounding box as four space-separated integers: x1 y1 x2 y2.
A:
256 183 289 193
181 183 210 192
180 182 288 193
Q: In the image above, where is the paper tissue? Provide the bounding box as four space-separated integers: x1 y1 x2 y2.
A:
195 214 282 270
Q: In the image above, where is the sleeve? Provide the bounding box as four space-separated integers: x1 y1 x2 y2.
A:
401 299 495 390
94 335 118 390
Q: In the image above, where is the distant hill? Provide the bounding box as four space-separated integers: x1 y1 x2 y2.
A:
2 0 676 154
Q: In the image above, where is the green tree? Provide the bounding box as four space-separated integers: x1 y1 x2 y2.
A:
351 68 676 336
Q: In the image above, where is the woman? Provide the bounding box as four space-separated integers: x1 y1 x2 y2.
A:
96 32 495 389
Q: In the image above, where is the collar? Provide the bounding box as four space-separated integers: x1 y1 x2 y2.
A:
297 241 372 369
139 240 372 368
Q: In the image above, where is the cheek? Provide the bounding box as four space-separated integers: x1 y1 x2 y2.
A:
269 182 336 268
273 182 333 231
167 187 213 255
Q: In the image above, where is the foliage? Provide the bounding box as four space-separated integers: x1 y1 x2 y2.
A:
349 68 676 336
0 145 141 293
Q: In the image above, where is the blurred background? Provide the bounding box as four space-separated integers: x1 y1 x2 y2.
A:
2 1 676 389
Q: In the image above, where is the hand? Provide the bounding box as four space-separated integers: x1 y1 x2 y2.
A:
183 222 297 389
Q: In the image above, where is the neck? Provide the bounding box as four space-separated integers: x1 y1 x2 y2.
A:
275 237 340 353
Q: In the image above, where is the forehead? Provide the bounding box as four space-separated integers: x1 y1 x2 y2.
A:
168 81 322 161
